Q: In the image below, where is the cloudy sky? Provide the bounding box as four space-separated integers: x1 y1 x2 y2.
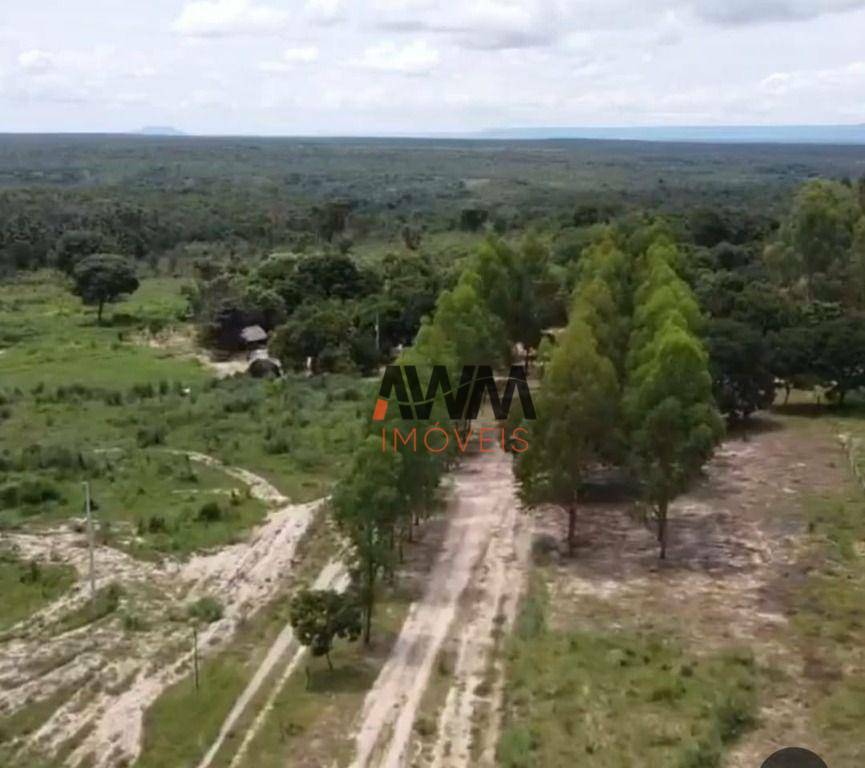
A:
1 0 864 134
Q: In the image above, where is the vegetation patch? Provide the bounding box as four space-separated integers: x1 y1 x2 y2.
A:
788 490 865 766
0 550 76 631
498 576 757 768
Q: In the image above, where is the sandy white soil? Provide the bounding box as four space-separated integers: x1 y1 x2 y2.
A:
197 559 350 768
350 447 529 768
0 452 320 768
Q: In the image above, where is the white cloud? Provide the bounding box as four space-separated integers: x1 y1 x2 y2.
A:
653 10 684 45
305 0 344 25
172 0 289 37
17 49 56 74
4 0 865 132
260 45 320 71
374 0 561 49
357 40 440 74
690 0 865 25
760 60 865 94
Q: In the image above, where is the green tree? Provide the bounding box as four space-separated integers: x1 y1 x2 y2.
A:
432 270 508 368
625 320 723 559
71 254 139 324
269 300 354 373
331 438 407 644
705 318 775 421
768 325 819 403
625 238 723 559
515 317 619 556
852 217 865 310
785 179 859 299
54 229 115 274
471 234 548 365
812 315 865 404
289 588 361 671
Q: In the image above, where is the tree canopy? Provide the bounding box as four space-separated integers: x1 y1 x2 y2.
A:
71 253 139 324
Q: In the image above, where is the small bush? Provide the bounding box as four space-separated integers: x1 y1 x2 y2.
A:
146 515 168 533
263 433 291 455
136 425 166 447
196 500 223 523
0 477 63 508
498 726 535 768
188 596 223 624
122 612 148 632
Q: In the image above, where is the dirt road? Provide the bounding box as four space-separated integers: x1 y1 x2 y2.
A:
197 559 350 768
350 446 529 768
0 452 320 768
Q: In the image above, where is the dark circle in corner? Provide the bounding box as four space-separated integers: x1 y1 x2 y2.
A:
760 747 828 768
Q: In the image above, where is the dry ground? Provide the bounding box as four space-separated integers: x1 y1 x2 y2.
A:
532 413 861 767
0 453 321 768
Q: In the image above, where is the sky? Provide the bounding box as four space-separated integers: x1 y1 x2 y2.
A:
1 0 864 135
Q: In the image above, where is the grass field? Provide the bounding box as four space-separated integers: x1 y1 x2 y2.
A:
498 575 757 768
0 549 76 632
0 272 372 556
0 272 205 390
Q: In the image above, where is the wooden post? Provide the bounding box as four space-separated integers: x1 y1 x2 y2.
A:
375 311 380 352
193 625 200 692
83 482 96 610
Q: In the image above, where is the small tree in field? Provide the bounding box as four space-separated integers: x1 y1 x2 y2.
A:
625 321 723 559
515 315 619 556
289 588 361 672
72 254 139 324
331 437 406 644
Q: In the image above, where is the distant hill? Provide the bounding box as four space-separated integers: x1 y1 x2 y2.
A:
136 126 185 136
477 124 865 145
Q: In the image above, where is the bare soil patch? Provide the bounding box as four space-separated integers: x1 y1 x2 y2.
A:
532 414 855 766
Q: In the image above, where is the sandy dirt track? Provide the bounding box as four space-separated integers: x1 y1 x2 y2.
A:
197 559 350 768
350 446 529 768
0 452 320 768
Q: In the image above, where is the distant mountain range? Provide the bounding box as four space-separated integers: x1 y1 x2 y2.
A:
476 124 865 144
110 123 865 144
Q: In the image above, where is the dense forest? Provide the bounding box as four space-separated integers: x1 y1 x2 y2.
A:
2 136 864 402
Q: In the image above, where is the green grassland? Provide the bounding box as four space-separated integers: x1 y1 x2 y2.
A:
498 576 758 768
0 273 371 559
0 448 267 557
0 550 76 632
791 486 865 767
0 272 205 390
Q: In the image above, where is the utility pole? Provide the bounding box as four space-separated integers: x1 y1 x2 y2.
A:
375 311 380 352
83 481 96 610
192 625 200 692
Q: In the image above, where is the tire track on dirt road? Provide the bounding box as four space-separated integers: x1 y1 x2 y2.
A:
350 446 528 768
197 559 350 768
3 451 320 768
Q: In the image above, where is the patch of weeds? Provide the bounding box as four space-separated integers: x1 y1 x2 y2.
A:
498 576 757 768
57 582 123 633
187 596 223 624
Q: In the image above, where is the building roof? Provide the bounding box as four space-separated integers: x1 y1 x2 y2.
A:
240 325 267 343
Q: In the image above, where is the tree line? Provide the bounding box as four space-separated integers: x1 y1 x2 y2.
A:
322 233 558 645
518 227 722 560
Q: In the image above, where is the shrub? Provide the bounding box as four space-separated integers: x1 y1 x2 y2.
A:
1 477 63 508
196 500 223 523
19 559 42 585
263 433 291 455
122 612 148 632
188 596 223 624
145 515 168 534
136 425 166 447
498 726 535 768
